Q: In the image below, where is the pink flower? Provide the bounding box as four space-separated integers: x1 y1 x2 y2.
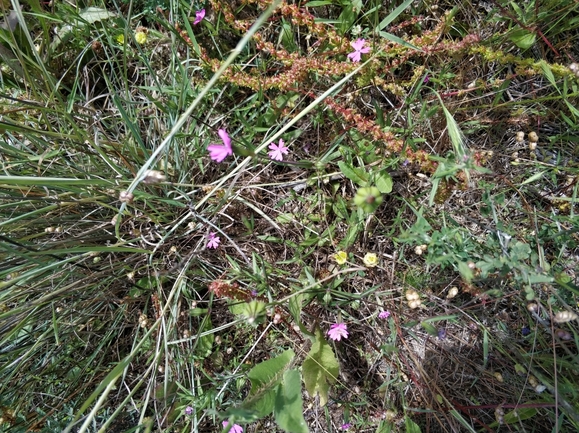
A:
327 323 348 341
222 421 243 433
193 9 205 25
184 406 193 415
268 139 289 161
206 232 221 249
341 423 352 430
378 310 390 319
207 128 233 162
347 38 370 62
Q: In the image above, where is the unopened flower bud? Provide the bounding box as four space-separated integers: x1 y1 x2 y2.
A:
119 191 134 203
528 132 539 143
515 131 525 142
142 170 166 184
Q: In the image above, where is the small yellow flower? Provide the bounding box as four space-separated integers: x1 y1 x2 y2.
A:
116 34 125 45
135 31 147 45
363 252 378 267
334 251 348 265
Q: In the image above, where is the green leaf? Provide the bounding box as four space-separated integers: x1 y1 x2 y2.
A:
420 321 438 336
375 170 393 194
274 369 309 433
302 326 339 406
242 349 295 417
521 170 546 185
405 416 421 433
338 161 368 186
509 28 536 49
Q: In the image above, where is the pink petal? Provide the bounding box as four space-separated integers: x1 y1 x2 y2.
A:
347 51 362 62
207 144 231 162
218 128 231 148
193 9 205 25
351 38 366 50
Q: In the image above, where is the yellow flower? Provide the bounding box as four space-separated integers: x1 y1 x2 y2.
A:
135 31 147 45
363 252 378 267
116 34 125 45
333 251 348 265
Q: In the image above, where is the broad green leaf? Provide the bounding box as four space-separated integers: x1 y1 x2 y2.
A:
338 161 368 186
405 416 421 433
509 28 536 49
375 170 393 194
274 369 309 433
242 349 295 417
302 327 339 406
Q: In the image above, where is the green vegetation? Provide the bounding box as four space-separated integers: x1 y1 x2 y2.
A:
1 0 578 432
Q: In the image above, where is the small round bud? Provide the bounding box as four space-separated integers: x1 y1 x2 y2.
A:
405 289 420 301
528 141 537 151
119 191 134 203
408 299 422 309
555 329 573 340
569 63 579 72
528 132 539 143
142 170 166 184
526 303 538 312
447 287 459 299
515 131 525 142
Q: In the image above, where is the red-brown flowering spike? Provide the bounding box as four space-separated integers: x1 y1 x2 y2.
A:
208 280 252 301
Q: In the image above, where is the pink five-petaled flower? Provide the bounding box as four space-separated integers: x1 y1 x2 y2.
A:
222 421 243 433
347 38 370 62
268 139 289 161
379 310 390 319
207 128 233 162
206 232 221 249
327 323 349 341
193 9 205 25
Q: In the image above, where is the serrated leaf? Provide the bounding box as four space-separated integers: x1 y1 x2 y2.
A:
242 349 295 417
509 28 536 49
302 327 339 406
274 369 309 433
338 161 368 186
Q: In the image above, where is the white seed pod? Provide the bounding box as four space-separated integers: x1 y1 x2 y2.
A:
535 384 546 393
528 375 538 387
447 287 459 299
414 244 427 255
515 131 525 142
127 271 135 281
570 63 579 72
528 141 537 151
215 335 222 345
408 299 422 309
169 246 177 254
528 131 539 143
553 310 578 323
45 227 55 233
182 329 190 338
119 191 134 203
142 170 166 184
405 289 420 301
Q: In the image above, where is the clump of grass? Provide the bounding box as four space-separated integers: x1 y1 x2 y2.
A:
1 0 579 432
